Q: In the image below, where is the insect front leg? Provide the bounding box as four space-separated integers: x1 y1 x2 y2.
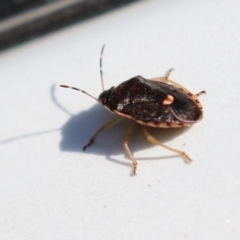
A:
83 118 121 151
123 123 138 175
142 127 192 162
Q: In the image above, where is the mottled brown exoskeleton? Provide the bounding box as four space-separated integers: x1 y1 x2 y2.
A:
60 45 205 175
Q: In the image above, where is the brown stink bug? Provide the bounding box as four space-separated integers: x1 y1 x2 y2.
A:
60 45 205 175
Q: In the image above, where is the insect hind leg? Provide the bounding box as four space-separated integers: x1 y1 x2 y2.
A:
164 68 174 80
194 90 206 97
142 127 192 162
123 123 138 175
83 118 121 151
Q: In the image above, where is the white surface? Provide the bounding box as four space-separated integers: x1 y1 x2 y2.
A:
1 0 240 239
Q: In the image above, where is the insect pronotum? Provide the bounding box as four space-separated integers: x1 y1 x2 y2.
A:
60 45 205 175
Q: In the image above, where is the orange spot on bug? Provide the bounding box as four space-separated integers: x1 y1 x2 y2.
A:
163 95 174 105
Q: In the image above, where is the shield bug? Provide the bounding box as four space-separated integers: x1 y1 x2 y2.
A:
60 45 205 175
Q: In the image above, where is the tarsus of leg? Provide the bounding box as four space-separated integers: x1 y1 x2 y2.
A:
194 90 206 97
164 68 174 80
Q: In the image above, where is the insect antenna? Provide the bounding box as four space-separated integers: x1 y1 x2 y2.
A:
60 85 99 102
100 44 105 91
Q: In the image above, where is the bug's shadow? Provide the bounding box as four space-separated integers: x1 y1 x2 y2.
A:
60 104 192 168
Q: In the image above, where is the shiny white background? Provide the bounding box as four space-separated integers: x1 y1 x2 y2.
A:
0 0 240 239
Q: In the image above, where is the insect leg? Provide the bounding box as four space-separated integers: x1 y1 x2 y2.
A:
194 90 206 97
164 68 174 80
123 123 138 175
142 127 192 162
83 118 121 151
